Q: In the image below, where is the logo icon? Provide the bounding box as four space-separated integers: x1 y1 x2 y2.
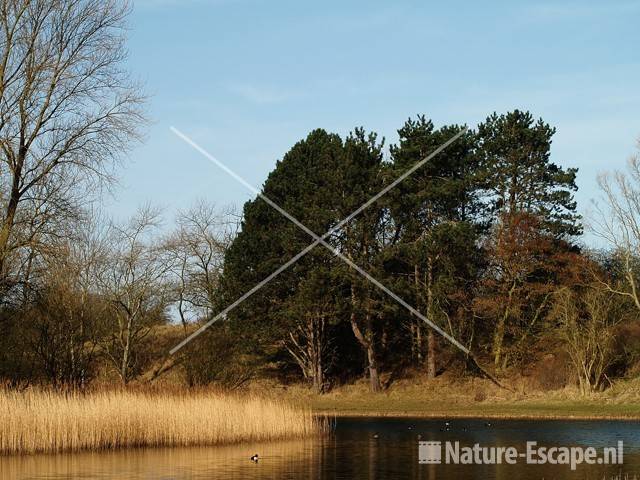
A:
419 441 442 464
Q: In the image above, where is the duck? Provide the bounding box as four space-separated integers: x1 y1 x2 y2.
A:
439 421 451 432
250 454 259 463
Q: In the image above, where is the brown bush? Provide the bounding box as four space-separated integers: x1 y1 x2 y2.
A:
527 352 572 391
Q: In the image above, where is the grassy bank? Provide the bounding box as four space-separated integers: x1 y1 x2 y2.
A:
0 389 324 455
310 397 640 419
274 376 640 420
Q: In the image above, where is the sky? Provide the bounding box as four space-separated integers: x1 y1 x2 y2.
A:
110 0 640 244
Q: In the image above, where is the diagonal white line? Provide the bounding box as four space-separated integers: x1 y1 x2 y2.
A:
169 235 321 354
170 126 469 355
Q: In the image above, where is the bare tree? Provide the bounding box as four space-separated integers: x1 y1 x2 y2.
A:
27 212 108 387
592 141 640 311
146 201 237 384
167 201 237 332
281 272 336 394
98 206 170 384
284 308 331 394
550 285 625 394
0 0 145 295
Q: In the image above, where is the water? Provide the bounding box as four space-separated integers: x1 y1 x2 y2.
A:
3 417 640 479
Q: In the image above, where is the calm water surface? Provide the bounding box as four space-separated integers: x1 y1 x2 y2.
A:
3 417 640 479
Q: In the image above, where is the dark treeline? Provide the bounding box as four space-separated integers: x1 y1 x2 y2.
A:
3 106 640 395
2 1 640 396
187 111 640 396
2 110 640 395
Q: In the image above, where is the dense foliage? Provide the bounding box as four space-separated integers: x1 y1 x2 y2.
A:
216 110 607 393
2 109 639 395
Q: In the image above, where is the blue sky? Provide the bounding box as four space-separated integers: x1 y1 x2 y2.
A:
111 0 640 243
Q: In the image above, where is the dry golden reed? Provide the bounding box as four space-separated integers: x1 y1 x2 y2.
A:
0 389 324 454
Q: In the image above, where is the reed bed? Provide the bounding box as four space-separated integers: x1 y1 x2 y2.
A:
0 389 324 455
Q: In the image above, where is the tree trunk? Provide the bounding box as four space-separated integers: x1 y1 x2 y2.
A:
0 148 26 285
350 301 381 393
493 280 517 370
310 314 325 394
312 356 324 394
365 336 381 393
0 181 20 287
493 312 506 370
426 255 436 379
120 348 129 385
426 330 436 379
413 264 422 362
285 313 326 394
120 317 132 385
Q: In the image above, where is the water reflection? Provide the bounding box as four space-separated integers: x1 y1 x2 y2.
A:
2 417 640 479
0 439 325 479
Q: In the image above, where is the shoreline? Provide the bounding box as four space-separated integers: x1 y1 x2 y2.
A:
315 410 640 421
303 388 640 421
281 377 640 422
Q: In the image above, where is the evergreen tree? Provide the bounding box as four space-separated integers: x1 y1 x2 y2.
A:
475 110 581 370
334 128 389 393
389 117 481 377
477 109 580 237
218 129 345 385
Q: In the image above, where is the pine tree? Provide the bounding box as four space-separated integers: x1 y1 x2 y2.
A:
334 127 389 393
477 109 580 237
389 117 481 377
219 129 344 386
476 110 581 370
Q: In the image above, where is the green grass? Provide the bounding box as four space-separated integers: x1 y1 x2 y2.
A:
311 397 640 419
271 376 640 420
